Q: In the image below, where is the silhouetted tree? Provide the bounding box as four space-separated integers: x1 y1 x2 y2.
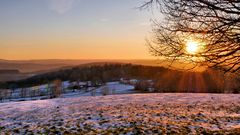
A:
4 64 239 93
0 89 10 101
20 88 27 98
142 0 240 73
0 90 4 102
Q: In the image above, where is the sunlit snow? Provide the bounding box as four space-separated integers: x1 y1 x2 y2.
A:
0 93 239 134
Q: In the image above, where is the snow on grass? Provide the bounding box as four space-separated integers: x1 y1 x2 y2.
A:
0 93 239 134
1 83 136 103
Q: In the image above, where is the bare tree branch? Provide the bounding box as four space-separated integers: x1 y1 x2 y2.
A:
142 0 240 73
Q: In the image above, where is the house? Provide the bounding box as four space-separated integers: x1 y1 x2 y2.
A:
129 79 139 85
79 82 87 88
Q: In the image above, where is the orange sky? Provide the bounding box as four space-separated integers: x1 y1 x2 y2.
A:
0 0 157 60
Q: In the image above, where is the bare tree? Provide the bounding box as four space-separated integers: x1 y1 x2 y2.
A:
51 79 62 98
0 90 4 102
141 0 240 73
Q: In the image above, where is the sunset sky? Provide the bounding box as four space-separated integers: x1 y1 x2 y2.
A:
0 0 159 60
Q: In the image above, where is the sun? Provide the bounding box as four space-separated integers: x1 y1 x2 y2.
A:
186 40 200 54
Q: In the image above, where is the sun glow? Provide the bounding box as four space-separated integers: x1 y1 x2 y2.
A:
186 40 201 54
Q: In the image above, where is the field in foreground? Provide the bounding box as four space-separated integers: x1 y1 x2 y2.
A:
0 94 240 134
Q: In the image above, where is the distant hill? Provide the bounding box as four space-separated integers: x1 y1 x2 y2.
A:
0 60 73 73
0 59 159 73
0 59 162 82
0 69 20 74
3 63 239 93
0 59 160 83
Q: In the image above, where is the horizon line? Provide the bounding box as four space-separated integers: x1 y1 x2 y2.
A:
0 58 156 61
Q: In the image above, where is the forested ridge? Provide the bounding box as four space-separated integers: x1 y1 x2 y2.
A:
1 63 239 93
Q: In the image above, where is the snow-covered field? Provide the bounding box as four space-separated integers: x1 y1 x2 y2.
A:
2 82 136 103
0 93 239 134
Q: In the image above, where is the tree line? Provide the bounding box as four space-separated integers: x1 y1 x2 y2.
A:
1 63 239 94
